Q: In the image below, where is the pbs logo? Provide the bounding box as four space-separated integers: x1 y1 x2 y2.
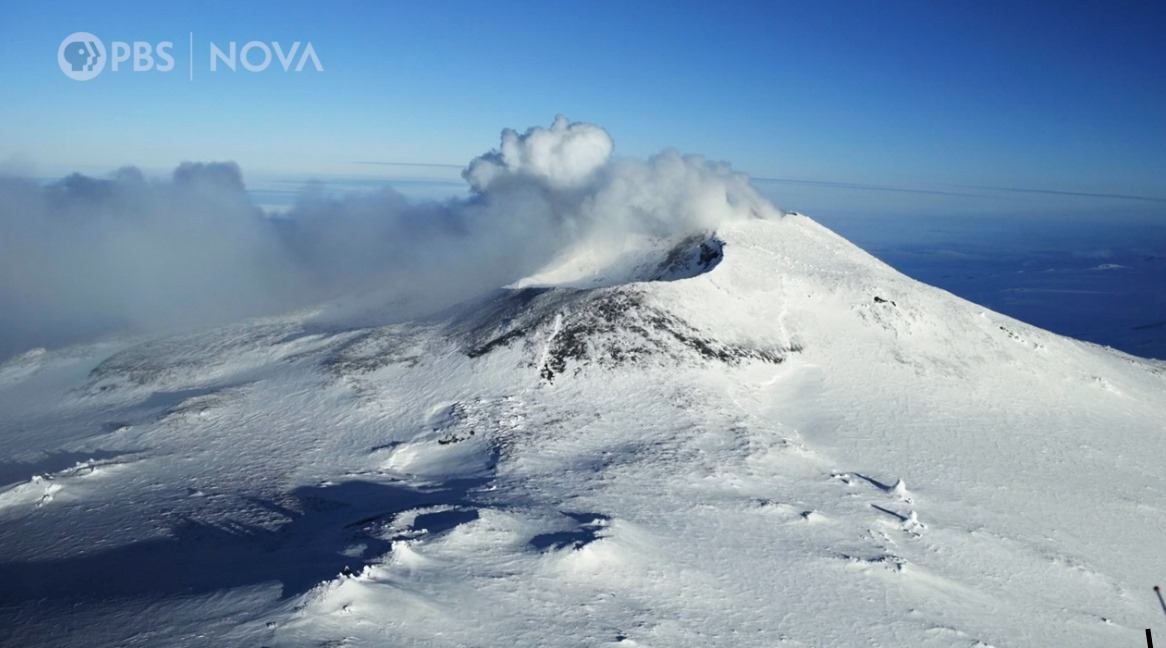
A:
58 32 105 81
58 32 175 81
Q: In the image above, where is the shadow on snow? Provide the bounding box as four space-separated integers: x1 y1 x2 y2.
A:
0 478 486 604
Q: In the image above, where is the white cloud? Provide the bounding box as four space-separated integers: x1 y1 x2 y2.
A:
463 115 614 192
0 117 782 359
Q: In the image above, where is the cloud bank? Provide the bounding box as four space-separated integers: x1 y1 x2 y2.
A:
0 117 780 360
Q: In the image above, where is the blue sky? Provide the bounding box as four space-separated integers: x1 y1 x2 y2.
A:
1 0 1164 217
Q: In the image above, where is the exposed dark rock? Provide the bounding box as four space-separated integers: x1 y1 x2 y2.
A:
463 286 798 383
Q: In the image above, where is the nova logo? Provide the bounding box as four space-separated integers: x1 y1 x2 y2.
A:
210 41 324 72
58 32 324 80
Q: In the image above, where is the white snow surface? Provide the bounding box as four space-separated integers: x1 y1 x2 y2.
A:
1 213 1165 647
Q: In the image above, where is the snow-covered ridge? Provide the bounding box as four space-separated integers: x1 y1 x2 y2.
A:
2 120 1166 646
1 210 1164 647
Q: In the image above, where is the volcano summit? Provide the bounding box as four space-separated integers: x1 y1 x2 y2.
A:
1 119 1164 648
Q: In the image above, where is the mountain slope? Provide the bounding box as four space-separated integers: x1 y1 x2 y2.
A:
1 210 1164 647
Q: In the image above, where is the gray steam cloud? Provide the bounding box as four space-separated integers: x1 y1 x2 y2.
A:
0 116 780 361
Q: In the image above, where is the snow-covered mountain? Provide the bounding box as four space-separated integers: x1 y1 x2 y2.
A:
1 120 1164 647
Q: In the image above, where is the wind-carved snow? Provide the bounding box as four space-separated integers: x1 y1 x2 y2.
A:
2 119 1166 646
